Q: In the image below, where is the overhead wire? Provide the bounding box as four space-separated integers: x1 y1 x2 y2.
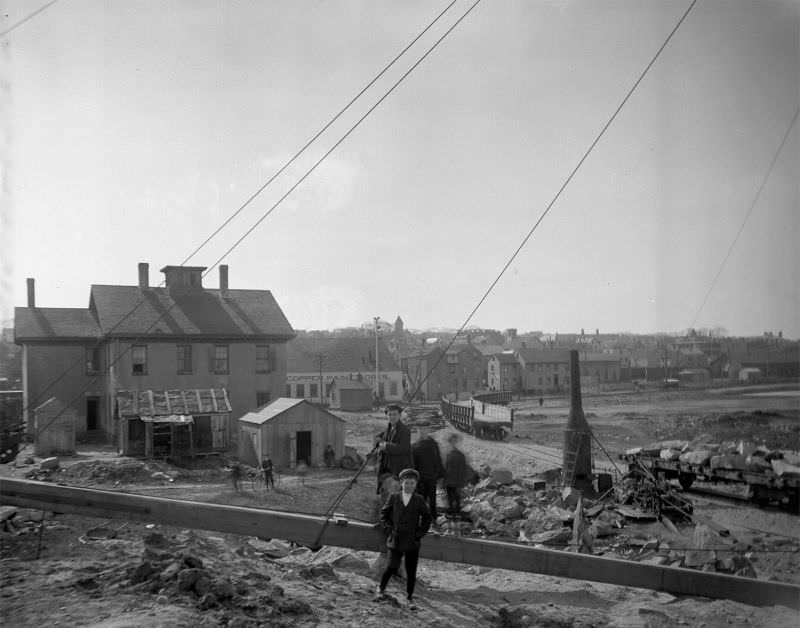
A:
0 0 60 37
689 106 800 331
407 0 699 406
29 0 486 452
20 0 461 418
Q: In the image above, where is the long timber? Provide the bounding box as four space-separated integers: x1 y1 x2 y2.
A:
1 478 798 610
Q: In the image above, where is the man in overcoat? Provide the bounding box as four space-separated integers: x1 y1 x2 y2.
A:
376 468 432 609
376 403 413 491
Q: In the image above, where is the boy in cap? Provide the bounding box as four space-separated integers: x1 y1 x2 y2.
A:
375 467 432 609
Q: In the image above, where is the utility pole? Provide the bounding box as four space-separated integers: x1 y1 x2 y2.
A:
316 353 326 405
373 316 381 401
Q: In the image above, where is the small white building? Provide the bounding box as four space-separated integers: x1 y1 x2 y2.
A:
738 367 762 384
238 398 345 470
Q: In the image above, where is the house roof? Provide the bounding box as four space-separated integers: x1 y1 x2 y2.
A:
516 348 571 364
15 284 295 341
445 343 482 356
477 344 505 356
89 285 295 338
580 353 621 363
491 353 519 364
116 388 232 418
287 337 400 373
15 308 101 340
239 397 345 425
330 379 372 390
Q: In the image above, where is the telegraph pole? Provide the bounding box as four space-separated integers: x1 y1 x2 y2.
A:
316 353 326 405
373 316 381 400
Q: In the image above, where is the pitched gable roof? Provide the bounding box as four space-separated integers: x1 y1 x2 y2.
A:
516 348 571 364
287 337 400 372
239 397 345 425
15 307 101 341
90 285 295 338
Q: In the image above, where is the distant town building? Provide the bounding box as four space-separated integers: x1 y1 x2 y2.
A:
285 336 403 403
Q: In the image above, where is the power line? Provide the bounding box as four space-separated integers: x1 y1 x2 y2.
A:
407 0 698 403
689 106 800 331
20 0 461 417
29 0 483 442
0 0 60 37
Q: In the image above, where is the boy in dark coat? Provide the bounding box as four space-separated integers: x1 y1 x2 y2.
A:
412 428 443 520
376 468 432 609
444 433 468 516
376 404 413 491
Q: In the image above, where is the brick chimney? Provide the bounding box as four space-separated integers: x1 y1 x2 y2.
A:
138 263 149 289
219 264 229 296
27 278 35 307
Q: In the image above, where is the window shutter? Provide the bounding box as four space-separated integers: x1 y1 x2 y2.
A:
208 345 215 373
269 345 276 373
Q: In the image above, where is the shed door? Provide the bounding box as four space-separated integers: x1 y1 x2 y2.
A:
211 415 227 448
289 433 297 469
296 431 311 466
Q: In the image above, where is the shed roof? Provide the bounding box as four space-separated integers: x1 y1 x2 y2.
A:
116 389 231 418
238 397 345 425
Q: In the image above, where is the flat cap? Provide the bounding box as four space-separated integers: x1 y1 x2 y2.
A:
398 468 419 481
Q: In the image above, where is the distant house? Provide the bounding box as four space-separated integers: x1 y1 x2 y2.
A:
516 348 571 393
238 398 345 469
398 343 449 402
725 343 800 380
738 367 762 384
443 343 486 398
328 379 373 411
14 263 295 452
677 369 710 385
579 353 622 385
487 353 521 391
286 337 403 403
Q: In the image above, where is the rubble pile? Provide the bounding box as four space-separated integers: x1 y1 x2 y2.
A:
101 531 316 625
452 466 761 577
626 438 800 477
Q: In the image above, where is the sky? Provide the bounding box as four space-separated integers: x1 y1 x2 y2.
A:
1 0 798 338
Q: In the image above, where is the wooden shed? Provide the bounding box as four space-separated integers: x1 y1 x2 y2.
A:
116 389 232 458
33 397 76 457
328 379 373 411
238 398 345 470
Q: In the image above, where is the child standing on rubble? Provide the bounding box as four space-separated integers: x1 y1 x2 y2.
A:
444 433 468 517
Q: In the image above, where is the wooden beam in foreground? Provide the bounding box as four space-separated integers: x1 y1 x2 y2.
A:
2 478 797 610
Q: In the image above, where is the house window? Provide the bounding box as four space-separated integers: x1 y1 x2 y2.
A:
256 345 272 373
390 381 398 396
132 345 147 375
256 391 270 407
285 384 291 397
86 347 101 374
296 383 305 398
177 345 192 374
212 345 229 374
309 383 318 399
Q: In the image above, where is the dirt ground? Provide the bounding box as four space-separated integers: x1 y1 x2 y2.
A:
1 385 799 626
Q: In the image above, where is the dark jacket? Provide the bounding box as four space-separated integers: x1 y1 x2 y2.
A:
412 436 443 482
444 448 468 489
380 491 432 552
378 420 413 478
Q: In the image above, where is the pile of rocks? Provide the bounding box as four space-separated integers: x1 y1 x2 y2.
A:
627 439 800 476
455 467 759 577
125 531 314 622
